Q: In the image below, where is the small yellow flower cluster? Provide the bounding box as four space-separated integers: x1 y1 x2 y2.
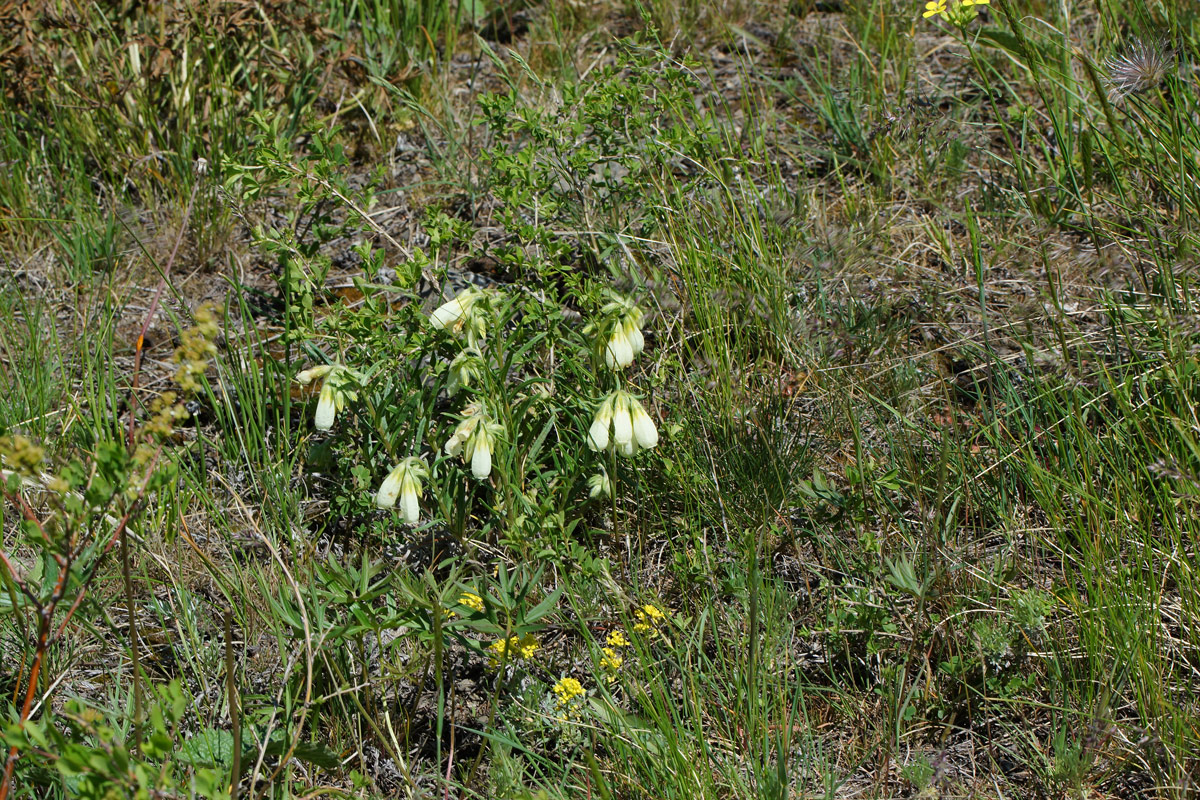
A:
633 604 666 634
172 303 220 395
606 630 630 648
552 677 586 716
598 648 624 683
0 434 44 478
488 633 540 668
922 0 988 23
458 592 485 614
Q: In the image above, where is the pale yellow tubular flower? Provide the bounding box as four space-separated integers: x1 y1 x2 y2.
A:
375 463 405 509
445 413 481 458
629 397 659 450
611 393 633 453
469 423 494 479
430 288 477 331
399 470 422 523
314 382 338 431
588 394 615 452
375 457 429 523
604 323 634 369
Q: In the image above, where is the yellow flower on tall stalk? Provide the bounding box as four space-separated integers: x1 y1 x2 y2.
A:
923 0 988 23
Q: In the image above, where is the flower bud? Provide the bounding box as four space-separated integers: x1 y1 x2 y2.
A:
588 470 613 498
296 364 335 385
447 348 485 395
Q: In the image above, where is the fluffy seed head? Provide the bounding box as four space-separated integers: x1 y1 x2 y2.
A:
1105 39 1175 102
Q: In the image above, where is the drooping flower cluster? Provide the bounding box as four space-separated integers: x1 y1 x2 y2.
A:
588 391 658 457
297 364 360 431
586 294 646 370
430 287 491 346
374 456 429 523
445 405 505 479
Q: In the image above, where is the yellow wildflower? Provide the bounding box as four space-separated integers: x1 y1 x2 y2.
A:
606 630 630 648
488 633 540 668
598 648 624 683
552 677 586 708
922 0 947 17
633 604 666 634
458 592 485 614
